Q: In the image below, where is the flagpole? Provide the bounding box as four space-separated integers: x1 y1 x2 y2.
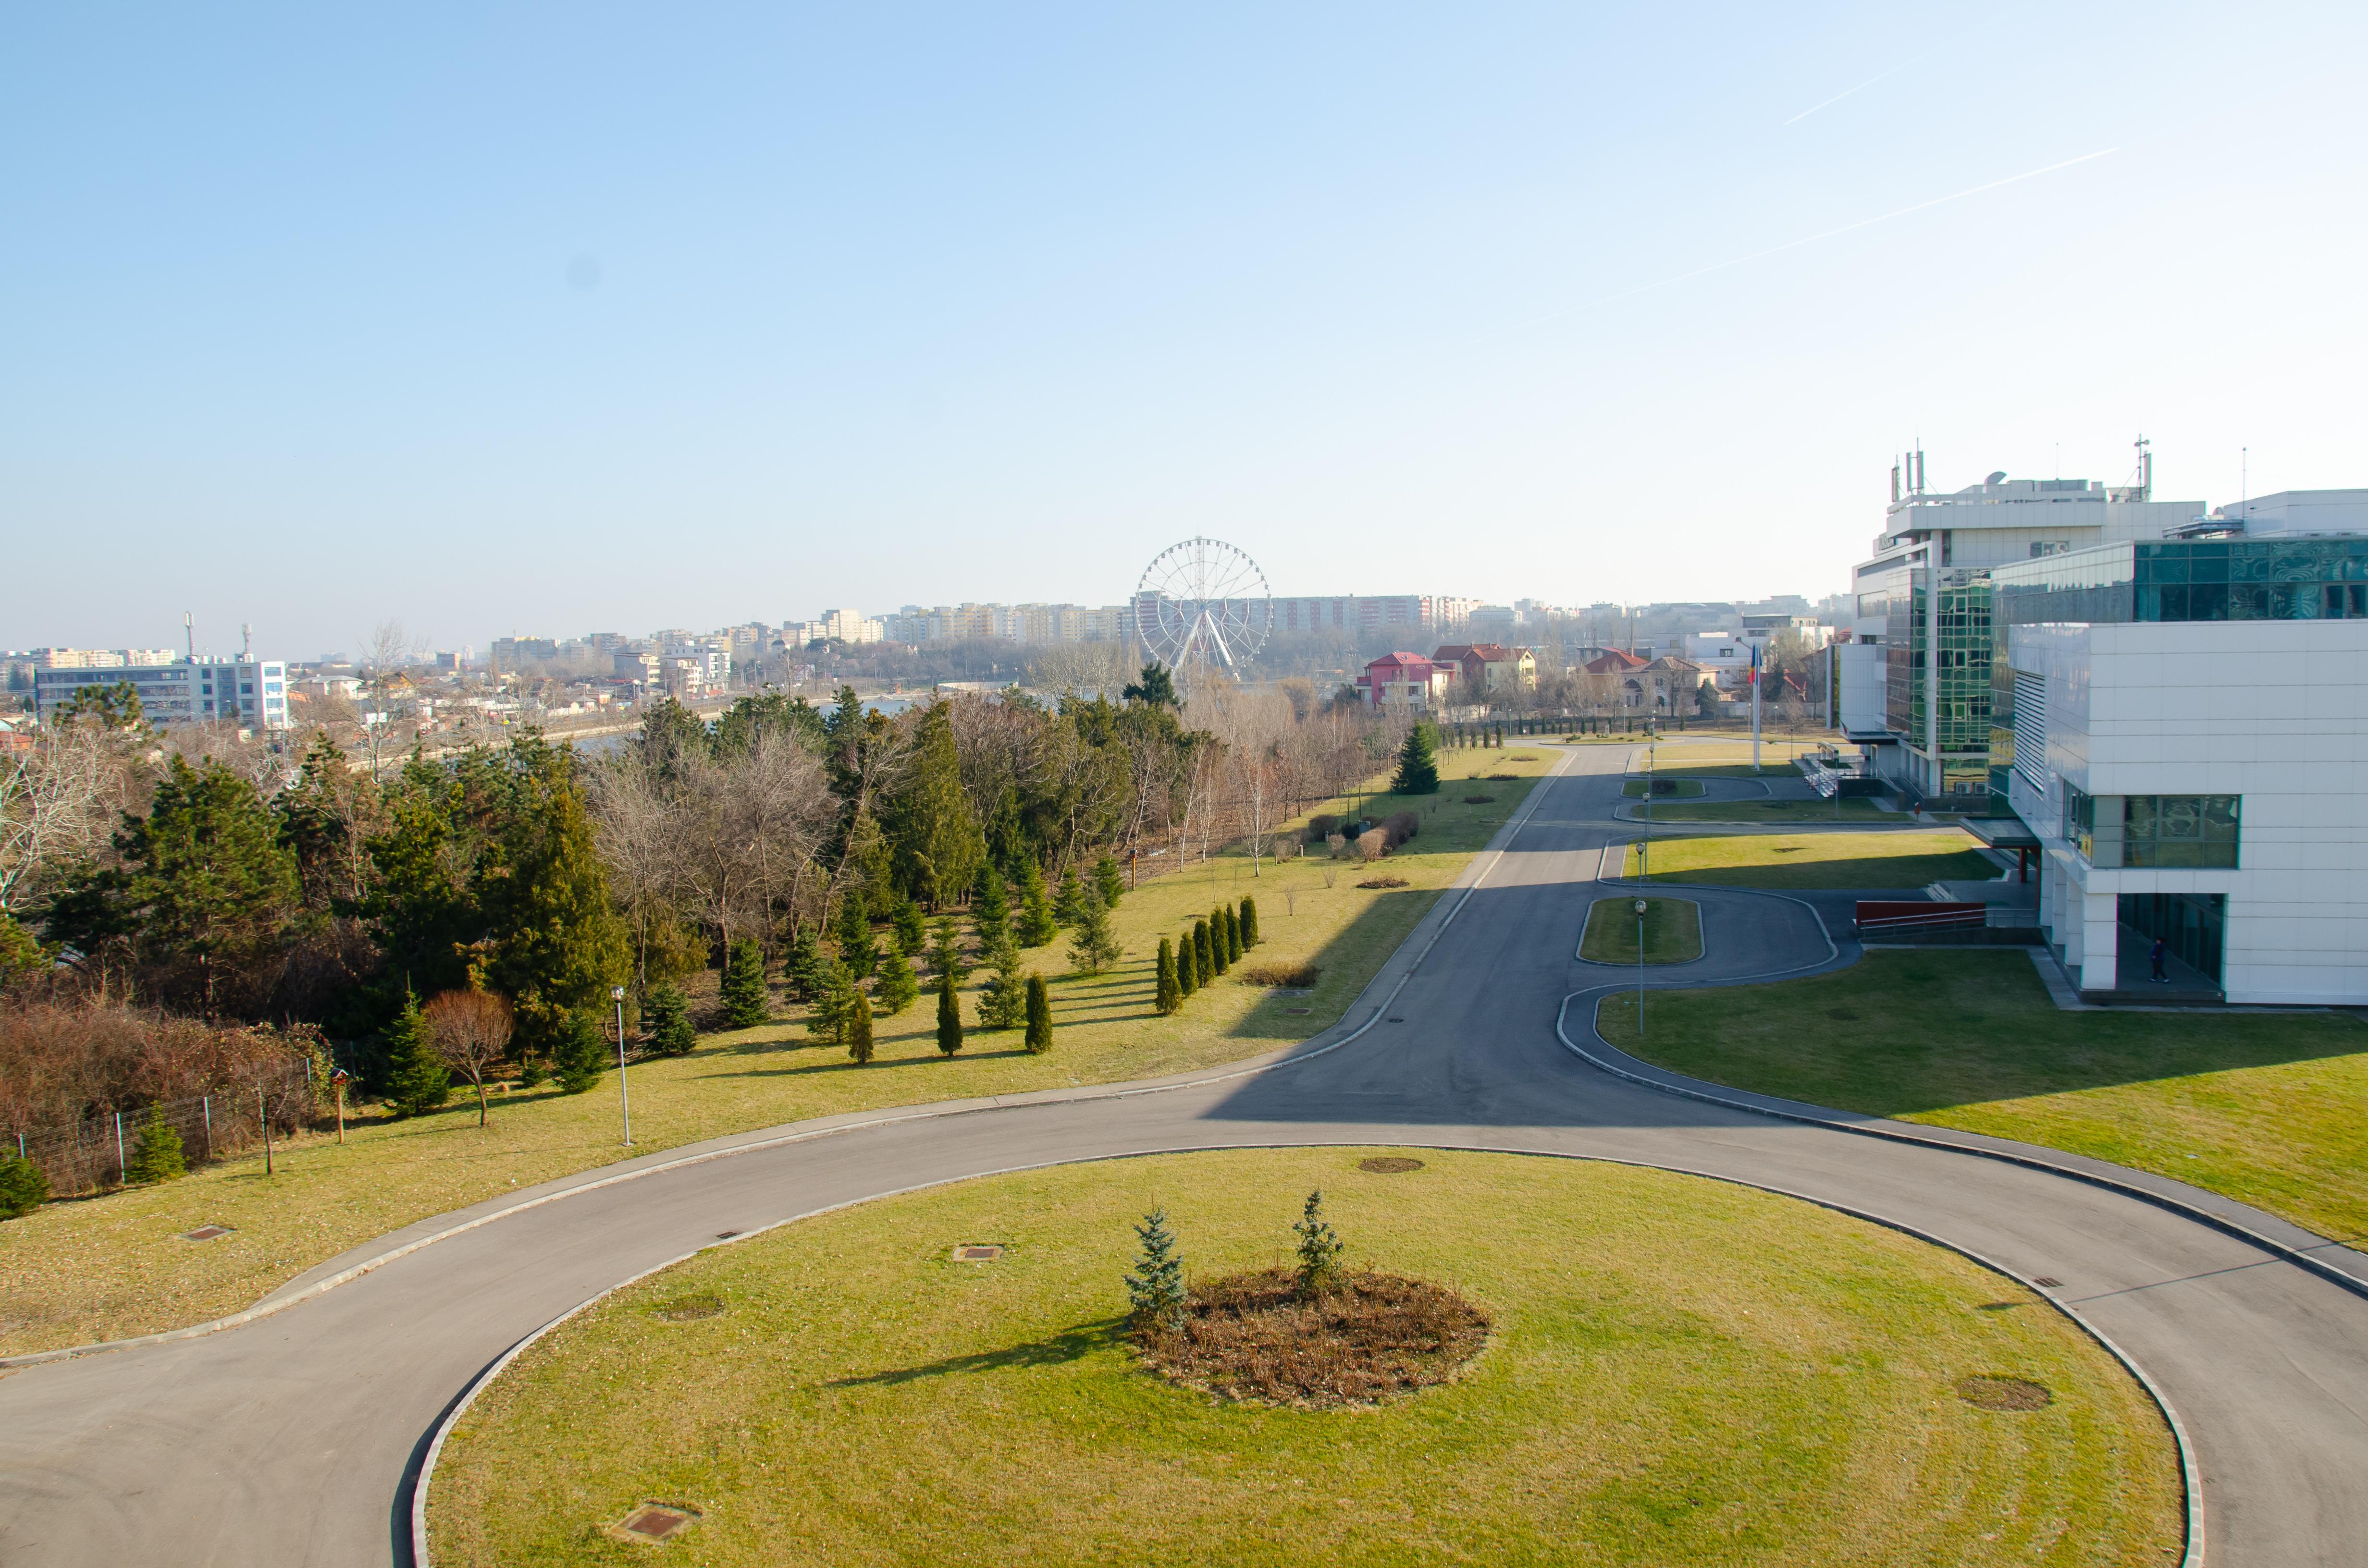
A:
1750 643 1762 772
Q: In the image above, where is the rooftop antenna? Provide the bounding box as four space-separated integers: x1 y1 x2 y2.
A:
241 623 252 663
2241 447 2248 516
183 611 194 662
2134 434 2152 501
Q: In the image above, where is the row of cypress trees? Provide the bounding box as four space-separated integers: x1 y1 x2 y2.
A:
1153 895 1259 1015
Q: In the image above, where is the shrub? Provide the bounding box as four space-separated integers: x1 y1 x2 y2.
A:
874 953 919 1015
644 984 696 1057
1306 813 1340 839
1356 875 1410 890
1175 932 1198 999
1125 1208 1187 1332
1355 829 1387 860
719 939 769 1029
1023 974 1053 1054
1220 904 1243 964
847 990 875 1063
553 1010 606 1094
1463 794 1496 804
125 1106 186 1184
1238 959 1321 987
0 1153 50 1218
1238 896 1259 949
382 989 452 1118
1293 1189 1346 1298
1192 920 1215 987
1379 811 1419 851
1154 938 1181 1016
935 969 963 1055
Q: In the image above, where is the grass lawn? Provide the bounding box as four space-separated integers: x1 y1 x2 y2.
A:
1626 831 1998 889
1621 778 1707 798
1603 950 2368 1243
427 1148 2180 1568
1580 896 1702 965
0 757 1560 1358
1643 798 1899 824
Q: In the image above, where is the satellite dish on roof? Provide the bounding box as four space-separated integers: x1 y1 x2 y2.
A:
1986 470 2008 486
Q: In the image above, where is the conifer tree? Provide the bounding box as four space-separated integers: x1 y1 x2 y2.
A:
478 750 630 1066
834 895 877 980
0 1153 47 1220
1069 886 1122 975
645 983 697 1056
974 863 1013 931
1239 896 1259 949
1093 853 1125 909
783 925 826 1003
874 952 919 1015
1220 904 1242 964
978 939 1028 1030
1193 920 1214 986
1175 931 1197 999
848 990 875 1064
1015 863 1059 947
1154 937 1181 1016
384 987 452 1118
553 1009 607 1094
1393 723 1441 795
1023 974 1054 1053
890 896 928 958
926 916 971 984
936 969 964 1055
807 956 857 1047
883 701 987 910
1209 906 1233 972
1124 1208 1188 1332
125 1106 187 1184
1053 865 1086 927
1293 1189 1345 1298
719 938 770 1028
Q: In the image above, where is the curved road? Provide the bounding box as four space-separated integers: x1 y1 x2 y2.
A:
5 747 2365 1566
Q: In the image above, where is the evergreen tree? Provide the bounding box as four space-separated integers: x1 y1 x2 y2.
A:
973 864 1012 935
1219 905 1242 965
926 917 971 984
1069 886 1122 975
1093 853 1125 909
0 1153 48 1220
1393 723 1442 795
935 969 964 1055
1053 865 1086 927
1193 920 1215 987
807 956 857 1047
1175 932 1197 999
1239 896 1260 950
783 925 826 1003
874 952 918 1015
1023 974 1054 1054
848 990 876 1064
890 896 928 957
1154 938 1181 1016
553 1009 606 1094
834 895 877 980
383 987 452 1118
882 701 987 909
719 938 770 1028
478 747 631 1066
645 983 697 1056
1124 1208 1188 1332
1293 1189 1346 1298
1121 662 1179 708
0 913 46 989
125 1107 187 1184
977 938 1028 1030
1209 907 1233 972
1014 863 1059 947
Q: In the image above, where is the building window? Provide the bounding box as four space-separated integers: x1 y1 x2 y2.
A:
2122 795 2241 869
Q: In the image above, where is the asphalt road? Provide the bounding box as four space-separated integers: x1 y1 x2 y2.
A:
5 745 2364 1566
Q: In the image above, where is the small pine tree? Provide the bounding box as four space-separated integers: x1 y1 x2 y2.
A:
1192 920 1214 986
384 988 452 1118
973 864 1012 933
1124 1208 1188 1333
936 969 964 1055
834 895 878 980
783 925 826 1003
926 916 971 984
645 983 697 1056
1069 886 1122 975
890 896 928 957
1293 1189 1345 1298
553 1010 606 1094
848 990 876 1063
125 1107 186 1184
1393 723 1442 795
975 920 1028 1029
1023 974 1053 1053
1015 863 1059 947
1175 931 1198 998
807 956 857 1046
1154 937 1181 1016
719 938 770 1028
1238 895 1259 949
0 1153 48 1220
1093 853 1125 909
1052 865 1086 926
875 953 919 1015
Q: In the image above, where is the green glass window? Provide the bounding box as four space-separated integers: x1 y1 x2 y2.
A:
2123 794 2240 869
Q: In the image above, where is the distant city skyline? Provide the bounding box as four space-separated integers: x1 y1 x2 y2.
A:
7 3 2363 654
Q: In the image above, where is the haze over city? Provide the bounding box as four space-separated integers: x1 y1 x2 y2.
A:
8 1 2365 655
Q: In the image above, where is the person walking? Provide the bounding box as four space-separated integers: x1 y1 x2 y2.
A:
2149 937 2169 985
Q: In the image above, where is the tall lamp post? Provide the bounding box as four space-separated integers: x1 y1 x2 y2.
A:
1633 898 1649 1035
610 985 632 1147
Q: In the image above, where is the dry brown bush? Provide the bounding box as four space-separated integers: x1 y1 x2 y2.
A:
1237 960 1320 988
1130 1268 1488 1407
1355 875 1409 890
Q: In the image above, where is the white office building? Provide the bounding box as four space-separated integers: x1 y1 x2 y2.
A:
34 653 290 730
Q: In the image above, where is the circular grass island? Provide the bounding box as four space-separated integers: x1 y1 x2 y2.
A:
426 1149 2181 1566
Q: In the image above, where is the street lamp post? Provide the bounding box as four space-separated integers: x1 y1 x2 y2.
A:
610 985 632 1147
1634 898 1649 1034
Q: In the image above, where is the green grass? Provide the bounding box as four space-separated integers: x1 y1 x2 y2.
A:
1604 950 2368 1243
1621 778 1707 798
427 1148 2180 1568
1580 896 1702 965
1626 831 1998 889
1643 798 1899 824
0 758 1562 1358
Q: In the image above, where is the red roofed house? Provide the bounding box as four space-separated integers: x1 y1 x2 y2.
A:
1431 643 1538 696
1580 648 1649 675
1356 652 1453 710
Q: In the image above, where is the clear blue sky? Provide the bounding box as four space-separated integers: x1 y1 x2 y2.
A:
6 2 2363 659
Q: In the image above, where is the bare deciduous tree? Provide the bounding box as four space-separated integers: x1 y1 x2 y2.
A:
0 725 118 919
422 989 513 1127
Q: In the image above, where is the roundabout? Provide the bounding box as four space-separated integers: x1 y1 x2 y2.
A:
424 1149 2178 1566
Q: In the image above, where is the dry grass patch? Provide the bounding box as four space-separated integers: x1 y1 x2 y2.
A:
1237 960 1322 988
1132 1267 1488 1407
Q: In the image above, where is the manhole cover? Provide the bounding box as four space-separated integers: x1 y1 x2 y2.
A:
1286 1006 1311 1015
953 1244 1004 1262
652 1294 724 1322
611 1503 701 1543
179 1225 234 1242
2030 1276 2063 1288
1956 1375 2052 1411
1358 1157 1425 1174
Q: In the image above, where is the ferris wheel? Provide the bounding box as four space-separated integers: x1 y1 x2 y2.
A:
1135 537 1271 688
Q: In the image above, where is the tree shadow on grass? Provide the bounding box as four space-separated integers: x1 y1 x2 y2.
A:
825 1317 1129 1387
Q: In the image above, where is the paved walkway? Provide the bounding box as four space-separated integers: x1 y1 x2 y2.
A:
3 746 2362 1565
